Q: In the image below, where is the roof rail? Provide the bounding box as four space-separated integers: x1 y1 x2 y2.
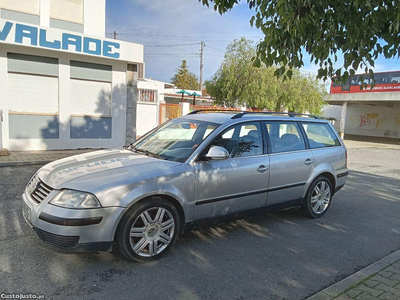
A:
231 111 319 119
188 109 242 115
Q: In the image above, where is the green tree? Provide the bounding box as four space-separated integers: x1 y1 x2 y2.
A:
200 0 400 85
205 38 326 114
171 60 200 90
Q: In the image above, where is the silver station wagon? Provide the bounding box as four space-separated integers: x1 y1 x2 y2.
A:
22 111 349 262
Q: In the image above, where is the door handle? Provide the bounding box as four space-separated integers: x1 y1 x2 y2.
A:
304 158 313 165
257 165 269 173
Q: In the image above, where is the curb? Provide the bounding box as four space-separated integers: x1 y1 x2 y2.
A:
306 249 400 299
0 160 53 167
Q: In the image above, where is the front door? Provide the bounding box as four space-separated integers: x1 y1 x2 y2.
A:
193 122 270 221
264 121 315 206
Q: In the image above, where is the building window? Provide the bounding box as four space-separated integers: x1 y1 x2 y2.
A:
50 0 84 24
138 89 157 103
0 0 39 15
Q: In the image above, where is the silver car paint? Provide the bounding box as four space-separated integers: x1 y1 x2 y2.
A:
24 114 348 246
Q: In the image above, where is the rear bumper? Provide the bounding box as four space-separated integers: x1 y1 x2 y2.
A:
336 170 349 192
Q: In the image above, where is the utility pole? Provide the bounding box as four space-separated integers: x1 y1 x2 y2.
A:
200 41 205 92
113 31 118 40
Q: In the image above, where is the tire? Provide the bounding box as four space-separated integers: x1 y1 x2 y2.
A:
300 176 333 218
115 197 180 262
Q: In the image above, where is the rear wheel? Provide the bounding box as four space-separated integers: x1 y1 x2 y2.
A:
301 176 333 218
115 197 180 262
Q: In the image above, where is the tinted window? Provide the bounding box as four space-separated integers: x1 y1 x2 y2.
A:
301 123 341 149
209 122 263 158
265 122 306 153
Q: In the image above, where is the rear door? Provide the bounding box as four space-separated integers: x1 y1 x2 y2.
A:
193 122 270 221
263 121 315 206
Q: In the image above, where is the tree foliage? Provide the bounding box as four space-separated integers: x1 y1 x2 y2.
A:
171 60 200 90
205 38 326 114
200 0 400 85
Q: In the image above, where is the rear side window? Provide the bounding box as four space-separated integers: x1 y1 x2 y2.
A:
301 123 341 149
265 122 306 153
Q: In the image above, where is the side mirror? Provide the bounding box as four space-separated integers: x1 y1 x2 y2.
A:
205 146 229 160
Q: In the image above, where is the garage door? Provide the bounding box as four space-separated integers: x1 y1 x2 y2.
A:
8 53 59 139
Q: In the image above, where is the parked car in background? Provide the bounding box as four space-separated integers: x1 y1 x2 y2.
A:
22 111 349 262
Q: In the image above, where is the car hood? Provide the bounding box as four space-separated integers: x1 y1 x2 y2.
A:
37 148 181 191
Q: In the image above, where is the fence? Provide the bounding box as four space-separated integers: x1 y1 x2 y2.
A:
189 105 240 112
159 103 182 124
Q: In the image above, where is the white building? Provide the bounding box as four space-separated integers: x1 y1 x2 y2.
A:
324 92 400 144
0 0 144 151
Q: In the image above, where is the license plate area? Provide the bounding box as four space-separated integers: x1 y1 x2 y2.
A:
22 201 32 225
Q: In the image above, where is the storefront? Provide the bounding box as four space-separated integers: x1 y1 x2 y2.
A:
0 0 144 151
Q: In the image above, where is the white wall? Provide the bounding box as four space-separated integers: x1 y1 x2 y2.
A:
136 79 167 136
0 19 144 63
345 104 400 139
84 0 105 37
0 44 129 150
136 104 158 137
322 104 342 132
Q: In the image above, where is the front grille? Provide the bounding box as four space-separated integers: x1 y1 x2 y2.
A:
35 228 80 249
27 175 54 204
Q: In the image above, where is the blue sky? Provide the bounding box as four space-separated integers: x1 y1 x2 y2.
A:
106 0 400 86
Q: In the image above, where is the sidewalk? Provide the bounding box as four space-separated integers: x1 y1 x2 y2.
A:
344 139 400 150
0 149 93 167
307 250 400 300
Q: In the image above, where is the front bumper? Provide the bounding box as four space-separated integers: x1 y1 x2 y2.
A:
22 191 126 252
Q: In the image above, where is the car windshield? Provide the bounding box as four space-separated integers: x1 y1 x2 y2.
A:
129 119 220 162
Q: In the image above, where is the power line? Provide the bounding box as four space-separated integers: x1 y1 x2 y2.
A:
206 45 225 52
145 43 200 47
144 53 198 56
106 32 262 40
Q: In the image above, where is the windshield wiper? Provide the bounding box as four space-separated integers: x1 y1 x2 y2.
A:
131 147 166 160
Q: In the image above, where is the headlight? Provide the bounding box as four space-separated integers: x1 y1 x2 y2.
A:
50 190 101 209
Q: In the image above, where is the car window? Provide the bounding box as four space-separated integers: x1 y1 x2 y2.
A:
265 122 306 153
222 127 234 139
133 119 219 162
203 124 218 140
301 123 341 148
209 122 263 158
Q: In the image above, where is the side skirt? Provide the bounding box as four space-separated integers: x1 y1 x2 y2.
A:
183 199 302 234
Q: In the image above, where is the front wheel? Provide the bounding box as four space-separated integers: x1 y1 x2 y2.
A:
115 197 180 262
300 176 333 218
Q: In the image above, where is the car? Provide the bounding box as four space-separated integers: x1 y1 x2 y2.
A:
22 111 349 262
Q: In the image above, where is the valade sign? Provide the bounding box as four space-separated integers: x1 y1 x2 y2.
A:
0 21 120 59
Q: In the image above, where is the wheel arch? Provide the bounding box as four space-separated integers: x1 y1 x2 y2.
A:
303 169 336 199
112 193 187 242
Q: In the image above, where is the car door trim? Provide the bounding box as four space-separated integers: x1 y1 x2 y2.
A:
195 182 306 206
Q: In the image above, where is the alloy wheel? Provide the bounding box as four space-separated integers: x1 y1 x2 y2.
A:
129 207 175 257
311 181 331 214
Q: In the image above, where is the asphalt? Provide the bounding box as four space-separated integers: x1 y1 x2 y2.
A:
0 145 399 300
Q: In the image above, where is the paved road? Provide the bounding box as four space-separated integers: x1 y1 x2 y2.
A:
1 145 399 300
